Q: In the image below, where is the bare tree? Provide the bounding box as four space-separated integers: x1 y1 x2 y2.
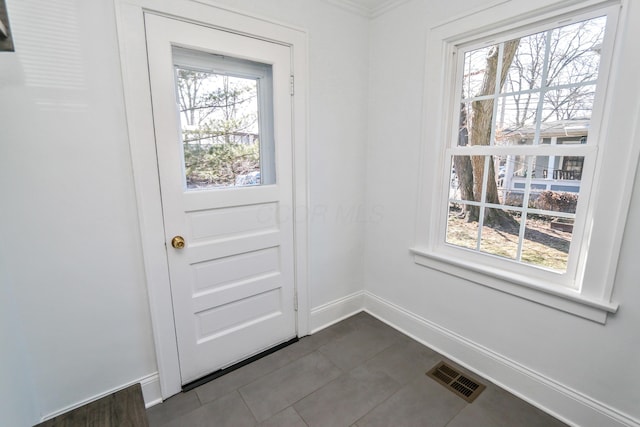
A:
457 40 519 223
176 69 260 187
176 69 258 143
503 19 604 128
456 17 605 225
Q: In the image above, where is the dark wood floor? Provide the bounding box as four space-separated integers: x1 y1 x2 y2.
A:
35 383 148 427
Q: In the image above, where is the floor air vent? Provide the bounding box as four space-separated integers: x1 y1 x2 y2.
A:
426 361 486 403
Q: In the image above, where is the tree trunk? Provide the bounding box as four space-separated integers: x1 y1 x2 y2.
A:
454 104 478 219
469 39 520 225
453 155 476 218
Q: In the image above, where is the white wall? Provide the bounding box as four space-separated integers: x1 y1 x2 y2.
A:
8 0 638 423
365 0 640 424
0 0 369 424
206 0 371 308
0 0 159 422
0 269 37 426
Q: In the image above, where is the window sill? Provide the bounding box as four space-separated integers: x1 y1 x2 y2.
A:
410 247 619 324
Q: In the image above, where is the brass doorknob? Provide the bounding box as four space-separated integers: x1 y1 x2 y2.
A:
171 236 186 249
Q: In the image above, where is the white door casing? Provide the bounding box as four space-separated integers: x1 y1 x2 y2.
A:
113 1 309 399
145 14 297 384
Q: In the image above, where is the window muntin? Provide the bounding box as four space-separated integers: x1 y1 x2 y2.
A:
444 13 610 280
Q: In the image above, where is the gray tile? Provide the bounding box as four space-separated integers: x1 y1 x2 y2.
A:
266 337 321 362
364 339 441 385
294 365 401 427
441 403 498 427
146 390 201 427
195 362 264 405
195 339 318 404
195 313 373 405
162 391 255 427
145 315 565 427
306 315 363 343
298 327 346 349
446 385 568 427
259 407 308 427
355 376 467 427
339 311 374 326
340 312 408 339
239 351 342 422
348 312 393 330
318 320 404 371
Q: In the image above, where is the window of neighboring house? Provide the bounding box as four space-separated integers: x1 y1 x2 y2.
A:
412 2 638 322
561 157 584 178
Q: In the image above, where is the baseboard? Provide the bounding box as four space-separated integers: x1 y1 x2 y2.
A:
309 290 365 333
363 291 640 427
140 372 162 408
40 372 162 422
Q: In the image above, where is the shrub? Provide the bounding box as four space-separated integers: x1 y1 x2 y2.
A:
534 191 578 213
502 190 578 214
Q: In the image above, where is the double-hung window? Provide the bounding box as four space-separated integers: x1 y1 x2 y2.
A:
413 2 639 322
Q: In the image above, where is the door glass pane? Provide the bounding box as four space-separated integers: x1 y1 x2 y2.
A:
174 50 275 191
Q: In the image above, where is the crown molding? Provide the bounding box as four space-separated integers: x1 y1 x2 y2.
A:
323 0 410 18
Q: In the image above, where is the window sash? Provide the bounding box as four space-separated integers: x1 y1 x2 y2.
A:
433 6 618 290
450 7 615 151
412 0 629 323
443 151 595 278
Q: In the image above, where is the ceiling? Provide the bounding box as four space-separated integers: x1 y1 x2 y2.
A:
323 0 410 18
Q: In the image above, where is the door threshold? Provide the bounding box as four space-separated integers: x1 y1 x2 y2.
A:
181 337 299 392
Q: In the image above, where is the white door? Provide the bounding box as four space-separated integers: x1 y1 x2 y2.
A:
144 14 297 384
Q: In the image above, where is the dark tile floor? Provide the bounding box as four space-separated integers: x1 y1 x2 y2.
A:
147 312 567 427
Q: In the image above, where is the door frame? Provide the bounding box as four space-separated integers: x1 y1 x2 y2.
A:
113 0 309 399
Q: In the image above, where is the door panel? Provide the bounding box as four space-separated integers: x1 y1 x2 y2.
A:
191 247 280 292
186 203 279 241
144 13 296 384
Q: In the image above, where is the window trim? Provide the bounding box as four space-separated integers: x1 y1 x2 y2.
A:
412 0 638 323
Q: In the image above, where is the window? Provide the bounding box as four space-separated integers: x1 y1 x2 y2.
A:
412 2 638 323
172 47 275 191
447 12 609 276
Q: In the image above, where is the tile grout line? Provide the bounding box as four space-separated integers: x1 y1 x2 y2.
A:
291 344 406 426
148 313 568 427
443 400 470 427
290 405 311 427
285 320 411 424
237 349 346 423
316 328 405 372
195 339 318 406
349 375 407 426
284 352 348 410
194 388 203 406
236 389 259 425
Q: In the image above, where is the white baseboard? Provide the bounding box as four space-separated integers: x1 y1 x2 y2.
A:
363 291 640 427
141 372 162 408
40 372 162 422
309 290 365 333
